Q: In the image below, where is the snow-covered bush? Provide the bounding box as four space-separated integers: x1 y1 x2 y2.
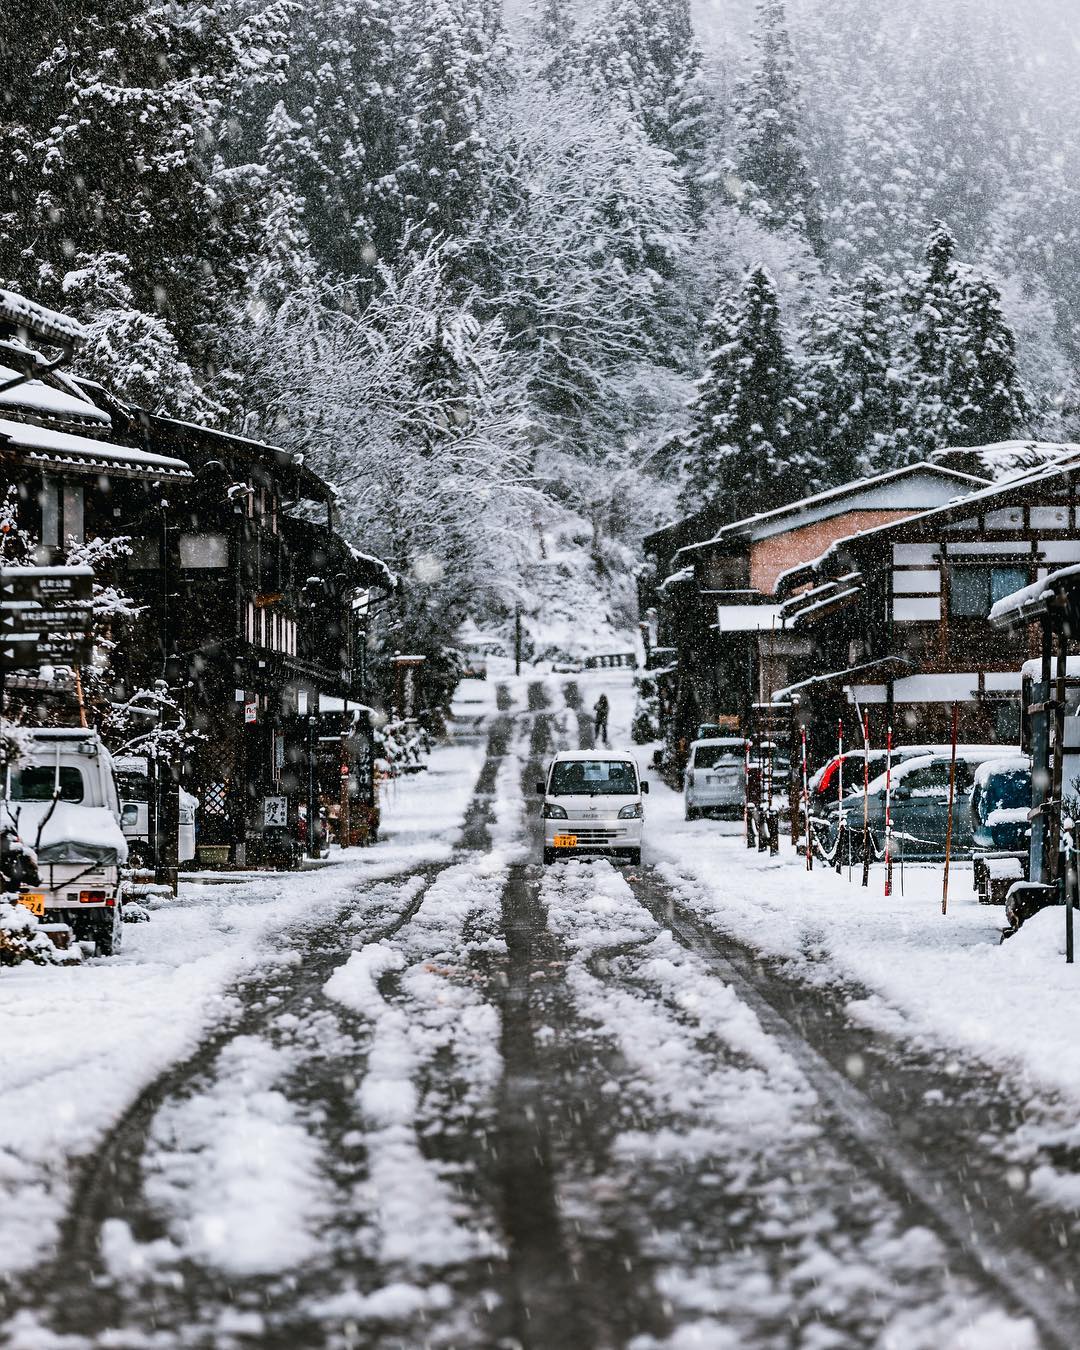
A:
0 903 66 968
631 676 661 745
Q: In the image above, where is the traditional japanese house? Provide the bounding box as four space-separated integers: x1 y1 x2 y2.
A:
641 465 983 758
774 446 1080 758
0 313 193 721
97 410 396 868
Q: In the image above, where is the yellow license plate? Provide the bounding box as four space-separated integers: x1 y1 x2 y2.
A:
553 834 578 849
19 892 46 917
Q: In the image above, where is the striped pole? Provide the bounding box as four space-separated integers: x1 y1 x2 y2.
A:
884 725 894 898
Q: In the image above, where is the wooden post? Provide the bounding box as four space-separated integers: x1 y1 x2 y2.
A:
942 701 959 916
801 725 812 871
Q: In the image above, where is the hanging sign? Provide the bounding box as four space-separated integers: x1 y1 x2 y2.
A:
244 701 258 724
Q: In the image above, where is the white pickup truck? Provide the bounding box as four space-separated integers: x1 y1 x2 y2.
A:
4 728 128 955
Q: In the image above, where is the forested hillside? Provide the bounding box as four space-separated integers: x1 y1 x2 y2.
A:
4 0 1080 663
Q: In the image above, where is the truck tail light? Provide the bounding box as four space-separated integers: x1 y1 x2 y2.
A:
79 890 107 904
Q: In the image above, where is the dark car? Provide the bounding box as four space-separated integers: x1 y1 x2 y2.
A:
971 756 1031 904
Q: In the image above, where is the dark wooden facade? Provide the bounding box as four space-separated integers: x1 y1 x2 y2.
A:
1 321 393 869
775 454 1080 763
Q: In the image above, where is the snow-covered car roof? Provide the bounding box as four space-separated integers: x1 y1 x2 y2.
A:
973 755 1031 787
866 746 1014 794
690 738 745 749
549 749 638 762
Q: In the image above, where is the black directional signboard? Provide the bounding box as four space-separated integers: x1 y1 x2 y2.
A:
0 565 93 604
0 565 95 674
1 634 94 669
1 606 94 635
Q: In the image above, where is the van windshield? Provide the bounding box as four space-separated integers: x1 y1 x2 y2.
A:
9 766 85 803
550 760 637 796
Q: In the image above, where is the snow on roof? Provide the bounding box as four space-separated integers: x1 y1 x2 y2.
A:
990 563 1080 626
1020 655 1080 681
674 462 986 561
713 603 783 632
0 290 86 347
786 585 862 628
0 363 111 427
659 566 694 592
345 541 397 590
973 755 1031 787
549 749 640 762
0 416 192 480
778 448 1080 598
936 441 1080 483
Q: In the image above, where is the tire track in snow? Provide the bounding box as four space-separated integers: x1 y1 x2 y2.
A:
627 865 1073 1350
6 706 516 1349
489 691 671 1350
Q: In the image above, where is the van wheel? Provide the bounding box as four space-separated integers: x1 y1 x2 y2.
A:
543 848 555 865
627 849 641 867
95 908 123 957
685 805 699 821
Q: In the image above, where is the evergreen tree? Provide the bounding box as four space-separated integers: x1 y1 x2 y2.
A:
396 0 493 240
899 222 1030 455
805 266 898 480
0 0 251 352
527 0 576 86
728 0 825 255
682 267 817 515
574 0 701 161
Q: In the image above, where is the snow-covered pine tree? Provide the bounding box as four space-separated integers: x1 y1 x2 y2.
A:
682 266 817 516
804 266 899 482
899 222 1029 457
726 0 825 256
248 102 317 313
223 0 406 277
0 0 251 357
572 0 701 162
526 0 576 87
396 0 493 241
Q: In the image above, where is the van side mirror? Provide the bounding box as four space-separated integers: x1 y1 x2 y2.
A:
641 781 650 794
535 781 545 796
895 786 911 801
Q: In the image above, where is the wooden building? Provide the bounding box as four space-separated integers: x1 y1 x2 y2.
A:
774 448 1080 757
640 465 982 759
0 296 394 869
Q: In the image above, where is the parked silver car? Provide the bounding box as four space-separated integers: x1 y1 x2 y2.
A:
684 738 746 820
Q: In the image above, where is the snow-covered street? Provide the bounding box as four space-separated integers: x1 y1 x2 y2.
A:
2 671 1080 1348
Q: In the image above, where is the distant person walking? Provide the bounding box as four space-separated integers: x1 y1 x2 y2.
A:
593 693 610 746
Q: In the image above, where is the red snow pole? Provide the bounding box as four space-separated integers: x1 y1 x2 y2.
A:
801 725 812 871
884 724 894 897
743 737 751 845
942 701 959 916
835 717 844 874
861 711 871 888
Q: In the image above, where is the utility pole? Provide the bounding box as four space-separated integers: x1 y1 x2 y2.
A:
515 607 522 677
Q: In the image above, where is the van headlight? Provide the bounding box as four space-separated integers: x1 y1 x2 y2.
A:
619 803 643 819
544 803 568 819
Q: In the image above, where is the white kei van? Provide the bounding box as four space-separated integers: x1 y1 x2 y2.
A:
4 728 128 954
538 750 647 866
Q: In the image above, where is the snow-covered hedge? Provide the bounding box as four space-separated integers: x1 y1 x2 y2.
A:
0 901 67 968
